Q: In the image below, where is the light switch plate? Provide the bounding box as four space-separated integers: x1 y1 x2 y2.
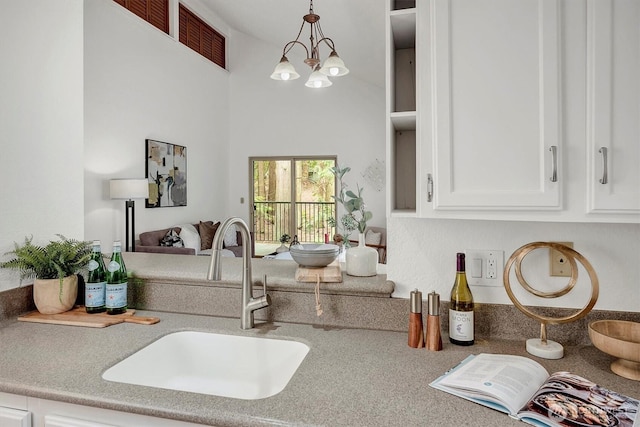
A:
464 249 504 287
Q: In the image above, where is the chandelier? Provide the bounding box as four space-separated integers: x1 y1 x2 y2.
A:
270 0 349 88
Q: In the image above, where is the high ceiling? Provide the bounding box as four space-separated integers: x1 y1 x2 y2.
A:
199 0 386 88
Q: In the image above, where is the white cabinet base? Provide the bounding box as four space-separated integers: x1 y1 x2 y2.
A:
0 407 31 427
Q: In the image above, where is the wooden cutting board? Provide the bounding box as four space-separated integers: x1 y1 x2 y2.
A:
295 260 343 283
18 306 160 328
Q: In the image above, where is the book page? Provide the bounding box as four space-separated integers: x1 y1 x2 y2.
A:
431 353 549 415
518 372 639 427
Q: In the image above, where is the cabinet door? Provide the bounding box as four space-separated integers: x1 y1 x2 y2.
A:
430 0 561 210
0 407 31 427
586 0 640 215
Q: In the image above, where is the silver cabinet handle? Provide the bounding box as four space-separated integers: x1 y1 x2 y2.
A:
427 174 433 202
599 147 608 184
549 146 558 182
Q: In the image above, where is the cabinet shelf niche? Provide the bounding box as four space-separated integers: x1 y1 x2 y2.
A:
387 1 417 216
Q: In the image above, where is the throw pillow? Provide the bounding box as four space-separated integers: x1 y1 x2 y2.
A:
199 221 220 250
160 229 184 247
224 224 238 247
365 229 382 246
178 223 201 255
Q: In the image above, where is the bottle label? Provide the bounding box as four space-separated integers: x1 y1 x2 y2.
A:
107 261 120 273
85 282 106 307
87 259 99 272
106 282 127 309
449 309 474 342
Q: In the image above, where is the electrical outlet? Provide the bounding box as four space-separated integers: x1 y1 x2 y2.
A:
465 249 504 286
549 242 574 277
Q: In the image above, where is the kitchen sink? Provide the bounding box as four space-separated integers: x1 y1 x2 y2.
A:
102 331 310 400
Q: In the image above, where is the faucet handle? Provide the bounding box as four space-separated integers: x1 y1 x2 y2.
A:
262 274 271 305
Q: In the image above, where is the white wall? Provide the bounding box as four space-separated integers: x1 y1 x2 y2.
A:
225 30 387 229
83 0 231 248
389 218 640 312
0 0 85 291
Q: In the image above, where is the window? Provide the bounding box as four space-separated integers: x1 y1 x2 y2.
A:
251 157 337 246
113 0 169 34
179 4 226 69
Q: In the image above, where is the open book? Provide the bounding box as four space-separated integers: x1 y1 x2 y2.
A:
430 354 639 427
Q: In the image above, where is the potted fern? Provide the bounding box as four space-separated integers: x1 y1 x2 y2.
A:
1 235 92 314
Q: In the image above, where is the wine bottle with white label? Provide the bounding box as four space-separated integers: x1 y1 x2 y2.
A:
449 252 474 346
106 240 127 315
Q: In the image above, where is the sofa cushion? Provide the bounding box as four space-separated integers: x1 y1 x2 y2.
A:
140 228 175 246
199 221 220 250
178 223 201 254
160 229 184 247
365 229 382 246
224 224 238 247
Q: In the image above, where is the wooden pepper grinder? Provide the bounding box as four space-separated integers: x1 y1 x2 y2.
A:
426 291 443 351
408 289 425 348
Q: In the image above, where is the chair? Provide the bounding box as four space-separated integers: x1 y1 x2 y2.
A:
349 227 387 264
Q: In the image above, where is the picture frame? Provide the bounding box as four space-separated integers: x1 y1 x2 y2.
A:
145 139 187 208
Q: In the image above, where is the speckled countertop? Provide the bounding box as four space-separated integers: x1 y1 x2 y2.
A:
0 311 638 426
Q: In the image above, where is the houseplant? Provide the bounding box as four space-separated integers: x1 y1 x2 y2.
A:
0 235 92 314
331 165 373 238
331 165 377 276
277 233 291 253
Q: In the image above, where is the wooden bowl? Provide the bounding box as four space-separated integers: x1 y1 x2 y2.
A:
588 320 640 381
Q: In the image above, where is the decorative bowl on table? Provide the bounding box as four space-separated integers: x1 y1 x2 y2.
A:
289 244 339 268
588 320 640 381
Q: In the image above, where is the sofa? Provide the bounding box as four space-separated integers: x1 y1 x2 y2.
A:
135 221 254 257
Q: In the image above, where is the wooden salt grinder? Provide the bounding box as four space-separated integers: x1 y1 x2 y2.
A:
408 289 425 348
426 291 443 351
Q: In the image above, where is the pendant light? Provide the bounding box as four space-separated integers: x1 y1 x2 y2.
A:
270 0 349 88
305 66 332 88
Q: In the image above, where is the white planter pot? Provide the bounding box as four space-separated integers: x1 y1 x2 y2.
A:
33 275 78 314
346 233 378 277
276 243 289 253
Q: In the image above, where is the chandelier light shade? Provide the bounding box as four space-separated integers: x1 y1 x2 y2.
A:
270 0 349 88
270 56 301 81
305 66 332 88
319 51 349 77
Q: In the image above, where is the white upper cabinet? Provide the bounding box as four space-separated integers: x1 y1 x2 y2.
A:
430 0 561 212
586 0 640 217
385 0 640 222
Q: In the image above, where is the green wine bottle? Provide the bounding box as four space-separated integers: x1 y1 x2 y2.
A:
106 240 128 315
85 240 106 313
449 252 474 346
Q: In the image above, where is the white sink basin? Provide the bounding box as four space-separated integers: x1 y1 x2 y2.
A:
102 331 310 400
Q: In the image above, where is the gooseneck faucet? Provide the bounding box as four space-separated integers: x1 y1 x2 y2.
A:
207 217 270 329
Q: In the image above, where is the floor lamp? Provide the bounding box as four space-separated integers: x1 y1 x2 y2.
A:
110 179 149 252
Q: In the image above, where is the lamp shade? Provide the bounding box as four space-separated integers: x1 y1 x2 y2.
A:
270 56 300 81
110 179 149 200
319 51 349 77
305 68 332 88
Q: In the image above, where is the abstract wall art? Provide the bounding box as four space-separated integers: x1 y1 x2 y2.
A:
145 139 187 208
